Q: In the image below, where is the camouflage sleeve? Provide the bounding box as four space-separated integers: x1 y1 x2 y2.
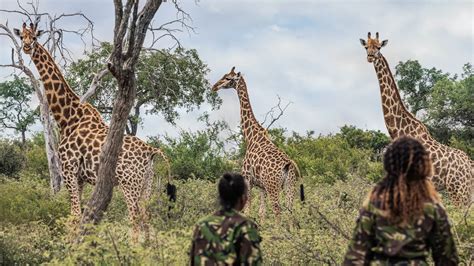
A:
237 221 263 265
427 204 459 266
343 207 374 265
189 225 201 266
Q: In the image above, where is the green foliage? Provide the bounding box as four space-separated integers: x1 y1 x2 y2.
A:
149 117 234 181
395 59 449 115
337 125 390 155
0 177 471 264
0 140 25 178
24 133 50 179
0 76 37 144
395 61 473 157
67 42 221 135
425 66 473 157
0 177 69 225
268 130 381 184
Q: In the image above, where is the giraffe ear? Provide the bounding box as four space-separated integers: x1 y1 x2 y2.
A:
359 39 366 46
36 30 44 37
381 39 388 47
13 28 21 36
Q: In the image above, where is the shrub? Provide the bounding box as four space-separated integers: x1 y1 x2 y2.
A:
0 178 69 225
0 140 25 178
0 176 472 264
24 133 50 180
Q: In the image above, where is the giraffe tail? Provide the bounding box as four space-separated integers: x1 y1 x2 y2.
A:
289 160 305 203
152 147 176 203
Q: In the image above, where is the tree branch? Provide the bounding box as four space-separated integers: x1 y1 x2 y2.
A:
80 67 109 103
262 95 292 130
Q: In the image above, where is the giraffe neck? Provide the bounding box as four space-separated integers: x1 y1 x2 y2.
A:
31 43 82 134
373 55 432 140
236 78 265 142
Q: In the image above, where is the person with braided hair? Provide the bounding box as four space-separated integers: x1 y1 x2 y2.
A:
344 136 458 265
189 173 262 265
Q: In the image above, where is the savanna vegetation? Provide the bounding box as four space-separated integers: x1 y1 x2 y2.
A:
0 2 471 261
0 120 472 264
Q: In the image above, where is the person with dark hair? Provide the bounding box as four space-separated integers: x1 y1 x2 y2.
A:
344 136 459 265
190 173 262 265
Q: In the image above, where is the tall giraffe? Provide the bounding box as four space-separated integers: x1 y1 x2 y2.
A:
212 67 304 218
14 22 173 235
360 32 473 206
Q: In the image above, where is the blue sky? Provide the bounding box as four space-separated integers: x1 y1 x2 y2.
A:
0 0 472 140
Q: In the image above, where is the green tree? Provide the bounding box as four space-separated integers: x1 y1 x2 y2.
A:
0 76 37 146
395 61 473 157
395 59 449 115
67 42 221 135
0 140 25 178
337 125 390 157
426 63 473 156
149 114 234 180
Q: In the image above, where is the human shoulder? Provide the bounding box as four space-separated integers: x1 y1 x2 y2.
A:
196 211 226 226
423 201 447 220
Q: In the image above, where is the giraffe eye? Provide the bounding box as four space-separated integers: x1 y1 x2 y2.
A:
20 36 23 40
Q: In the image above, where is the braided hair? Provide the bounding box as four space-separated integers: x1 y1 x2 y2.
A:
371 136 440 225
218 173 247 211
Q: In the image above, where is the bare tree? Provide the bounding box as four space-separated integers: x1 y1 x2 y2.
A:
262 95 292 130
0 1 95 193
79 0 192 232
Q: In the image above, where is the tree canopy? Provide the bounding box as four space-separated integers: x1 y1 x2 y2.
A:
67 42 221 135
395 61 473 157
0 76 37 145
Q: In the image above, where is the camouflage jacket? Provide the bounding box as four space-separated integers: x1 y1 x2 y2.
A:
343 201 458 266
189 209 262 266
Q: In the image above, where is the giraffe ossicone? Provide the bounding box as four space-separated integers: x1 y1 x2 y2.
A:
212 67 304 219
14 22 173 238
360 32 473 206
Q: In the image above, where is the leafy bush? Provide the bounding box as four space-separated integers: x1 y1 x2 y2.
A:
0 178 69 225
0 140 25 178
270 130 377 184
24 133 50 180
0 176 472 264
149 118 235 181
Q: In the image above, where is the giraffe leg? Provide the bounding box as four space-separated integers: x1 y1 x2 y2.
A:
446 173 470 207
121 184 145 243
284 168 297 212
258 189 267 220
243 178 253 215
62 161 81 220
268 190 281 219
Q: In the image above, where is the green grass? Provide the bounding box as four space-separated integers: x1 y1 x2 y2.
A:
0 175 472 265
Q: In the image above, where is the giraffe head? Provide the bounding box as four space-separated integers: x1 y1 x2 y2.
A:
360 32 388 63
212 66 242 92
13 22 44 54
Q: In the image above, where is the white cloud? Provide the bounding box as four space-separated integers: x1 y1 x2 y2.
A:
0 0 471 141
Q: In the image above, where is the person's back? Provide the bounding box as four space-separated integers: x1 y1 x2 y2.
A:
190 173 262 265
343 136 459 265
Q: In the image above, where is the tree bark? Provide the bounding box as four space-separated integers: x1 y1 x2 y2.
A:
0 24 62 194
80 73 136 225
80 0 163 231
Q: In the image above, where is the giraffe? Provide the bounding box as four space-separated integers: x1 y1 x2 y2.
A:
360 32 473 206
14 22 173 236
212 67 304 218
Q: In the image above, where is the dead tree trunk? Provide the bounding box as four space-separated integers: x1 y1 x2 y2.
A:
80 0 163 230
